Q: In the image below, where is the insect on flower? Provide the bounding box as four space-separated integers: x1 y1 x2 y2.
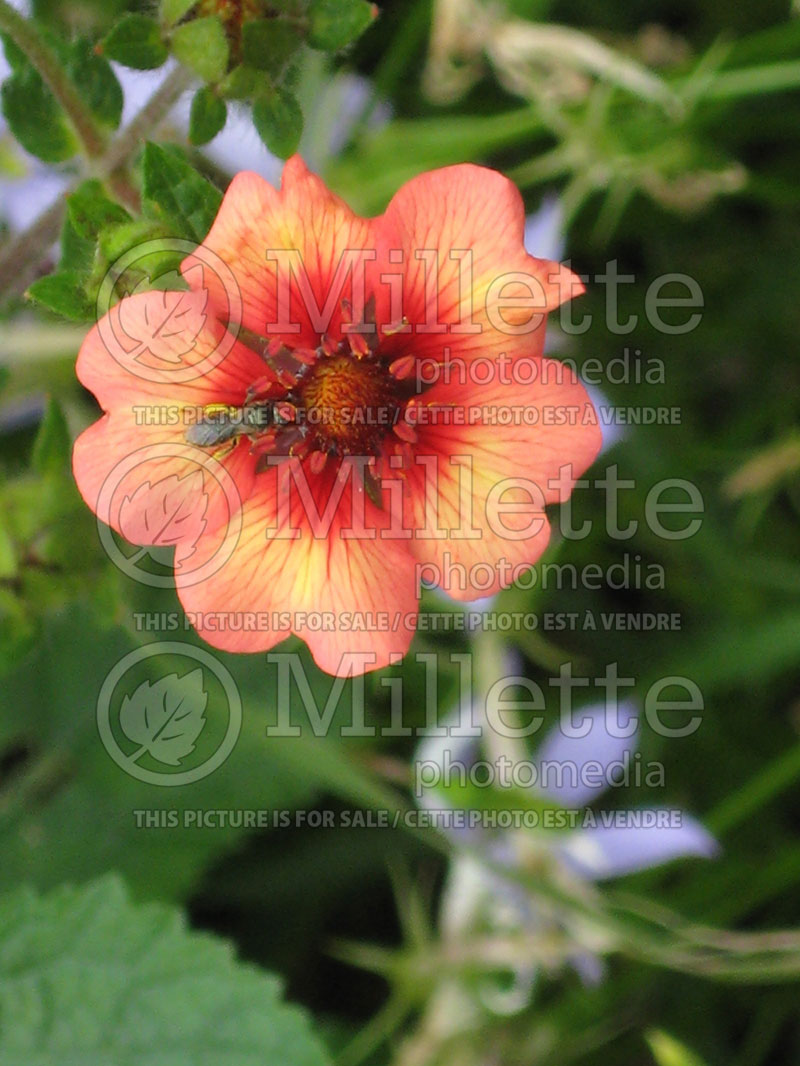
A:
184 403 281 452
183 297 410 496
73 157 602 675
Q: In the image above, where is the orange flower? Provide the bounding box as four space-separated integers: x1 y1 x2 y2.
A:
73 157 600 675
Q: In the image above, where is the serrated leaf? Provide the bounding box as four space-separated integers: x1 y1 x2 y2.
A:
307 0 377 52
0 34 121 163
31 397 71 475
0 876 333 1066
142 142 223 242
189 85 227 145
103 13 169 70
171 16 230 82
27 271 94 321
241 18 303 72
58 210 96 276
119 669 208 765
253 87 303 158
67 179 131 240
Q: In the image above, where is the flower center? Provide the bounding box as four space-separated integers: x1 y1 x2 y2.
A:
185 308 420 481
298 353 400 455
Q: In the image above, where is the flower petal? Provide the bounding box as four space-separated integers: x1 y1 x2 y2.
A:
556 814 720 880
174 460 419 674
72 289 271 547
397 359 601 600
534 702 640 808
182 157 376 346
374 163 583 364
75 289 266 410
72 410 254 549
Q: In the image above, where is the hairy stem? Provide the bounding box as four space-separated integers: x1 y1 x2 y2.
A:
0 66 194 305
0 194 65 304
100 64 193 176
0 0 106 158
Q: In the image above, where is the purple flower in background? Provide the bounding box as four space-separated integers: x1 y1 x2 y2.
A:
532 703 719 879
418 701 718 876
524 193 565 263
416 700 719 1010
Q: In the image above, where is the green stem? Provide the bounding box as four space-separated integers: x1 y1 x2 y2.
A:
0 191 65 304
99 65 193 175
507 146 574 189
335 995 411 1066
702 59 800 100
0 66 193 305
705 741 800 837
0 0 106 158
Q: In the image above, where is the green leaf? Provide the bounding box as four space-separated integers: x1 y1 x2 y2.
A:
63 39 124 129
189 85 227 145
142 142 222 242
160 0 199 27
0 519 17 580
94 217 182 298
253 86 303 158
646 1030 709 1066
0 876 333 1066
219 63 262 99
103 13 169 70
67 179 131 240
0 34 121 162
307 0 376 52
0 32 27 73
0 605 317 898
26 272 94 321
241 18 303 72
97 217 172 263
0 64 76 162
171 16 230 82
31 397 71 475
58 211 96 276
